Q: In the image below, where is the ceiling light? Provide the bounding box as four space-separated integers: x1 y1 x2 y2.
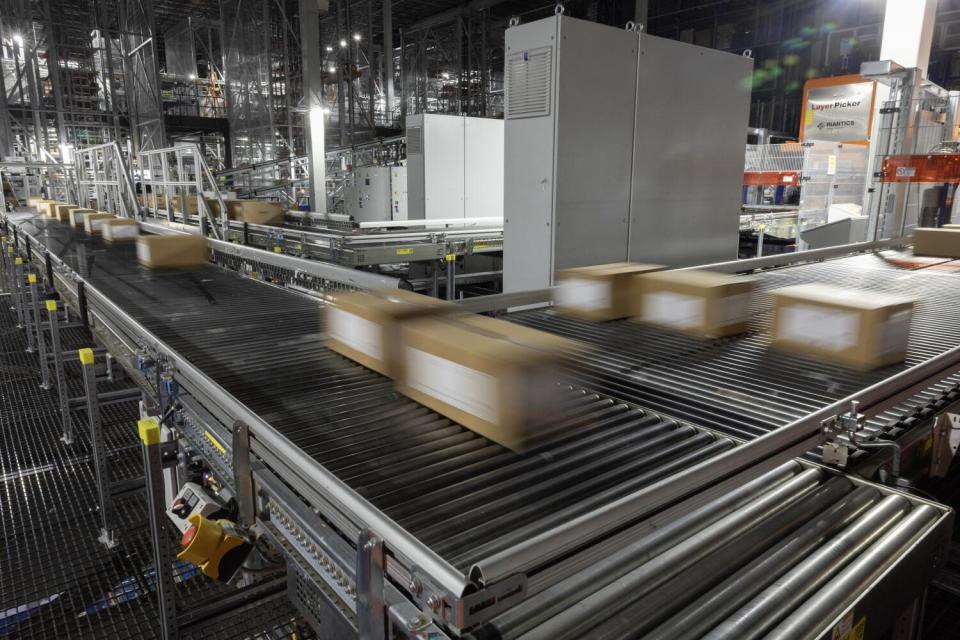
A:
339 39 347 47
353 33 361 41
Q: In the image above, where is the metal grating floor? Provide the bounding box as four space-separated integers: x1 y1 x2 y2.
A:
0 297 313 639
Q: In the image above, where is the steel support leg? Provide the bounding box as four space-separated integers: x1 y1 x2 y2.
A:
12 258 25 327
0 237 9 294
139 418 179 640
23 273 37 352
49 302 73 444
80 348 117 549
31 280 50 388
356 529 386 640
445 254 456 301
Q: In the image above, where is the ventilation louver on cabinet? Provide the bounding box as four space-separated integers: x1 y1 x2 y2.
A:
407 126 423 154
505 46 552 119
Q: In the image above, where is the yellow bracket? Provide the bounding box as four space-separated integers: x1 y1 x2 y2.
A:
445 253 456 262
45 300 57 312
78 348 95 366
14 256 22 264
137 418 160 446
27 274 37 284
273 246 283 253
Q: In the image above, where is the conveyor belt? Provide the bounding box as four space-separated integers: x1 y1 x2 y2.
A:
508 253 960 444
468 461 944 640
9 213 734 572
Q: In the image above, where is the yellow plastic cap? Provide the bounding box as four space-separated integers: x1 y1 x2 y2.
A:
45 300 57 312
445 253 456 262
27 274 37 284
78 348 95 366
14 257 22 264
273 246 282 253
137 418 160 446
7 246 13 254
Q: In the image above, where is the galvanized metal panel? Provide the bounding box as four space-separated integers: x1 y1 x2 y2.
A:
628 35 751 266
423 113 465 219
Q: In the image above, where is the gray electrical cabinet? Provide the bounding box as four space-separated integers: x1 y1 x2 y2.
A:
344 166 392 223
406 113 504 220
503 16 752 293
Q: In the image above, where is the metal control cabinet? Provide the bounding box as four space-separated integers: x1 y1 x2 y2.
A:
503 16 752 293
406 113 504 220
390 165 408 221
344 166 392 223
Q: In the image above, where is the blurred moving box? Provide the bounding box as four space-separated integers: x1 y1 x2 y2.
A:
942 224 960 229
27 196 42 210
397 315 577 452
84 213 115 235
54 203 78 223
325 289 452 378
70 208 96 228
136 235 209 269
770 284 913 369
139 193 167 209
913 228 960 258
635 270 755 337
172 195 200 215
226 200 285 225
102 219 140 243
37 200 59 216
554 262 664 321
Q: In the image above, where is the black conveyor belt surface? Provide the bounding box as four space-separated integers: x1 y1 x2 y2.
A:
10 213 734 572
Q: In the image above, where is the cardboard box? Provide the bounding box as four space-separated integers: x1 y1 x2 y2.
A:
913 228 960 258
397 316 574 452
69 208 96 228
101 219 140 243
635 270 755 337
325 289 453 378
554 262 665 321
27 196 42 210
226 200 285 225
84 213 115 235
53 203 78 223
139 193 167 209
943 224 960 229
136 235 209 269
770 284 914 369
36 200 59 216
172 194 201 215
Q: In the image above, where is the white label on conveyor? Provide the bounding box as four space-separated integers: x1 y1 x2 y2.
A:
405 347 499 424
778 303 859 350
555 278 612 311
327 307 382 360
642 291 706 330
109 225 139 238
880 309 912 354
136 242 149 263
90 219 107 232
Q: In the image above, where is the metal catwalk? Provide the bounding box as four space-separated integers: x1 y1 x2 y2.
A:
0 268 313 638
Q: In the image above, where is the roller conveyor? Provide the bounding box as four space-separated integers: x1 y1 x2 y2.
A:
2 210 956 639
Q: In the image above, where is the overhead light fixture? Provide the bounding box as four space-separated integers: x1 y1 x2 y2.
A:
13 34 23 46
352 33 361 41
339 39 347 47
325 45 333 52
441 72 450 80
328 65 336 73
188 73 196 80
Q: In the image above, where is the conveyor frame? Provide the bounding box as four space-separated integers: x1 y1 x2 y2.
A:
2 213 956 640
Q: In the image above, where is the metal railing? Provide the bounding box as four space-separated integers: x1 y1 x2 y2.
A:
135 144 228 239
74 142 139 218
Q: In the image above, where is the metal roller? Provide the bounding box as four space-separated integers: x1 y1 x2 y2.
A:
493 468 824 640
596 482 880 640
702 493 912 640
644 484 881 640
761 504 940 640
